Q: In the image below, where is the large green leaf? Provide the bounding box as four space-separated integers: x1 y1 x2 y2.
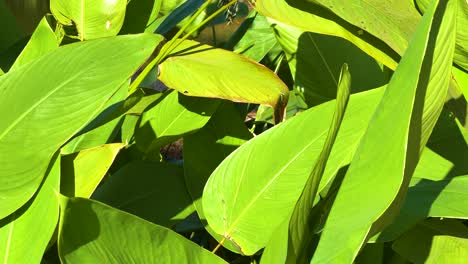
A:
255 0 399 69
0 154 59 264
0 33 162 220
202 87 385 255
58 196 226 263
271 20 387 106
225 12 278 62
119 0 162 34
61 143 125 198
287 64 351 263
136 90 220 155
60 82 128 155
312 0 455 262
392 219 468 263
416 0 468 71
92 161 194 227
372 175 468 242
184 101 252 253
10 16 59 70
298 0 420 56
159 40 289 123
50 0 126 40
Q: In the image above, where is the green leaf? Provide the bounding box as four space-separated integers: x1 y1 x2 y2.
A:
202 87 385 255
119 0 162 34
61 82 127 154
136 90 220 155
184 101 252 253
0 33 162 220
0 153 60 264
392 219 468 263
312 0 456 262
61 143 125 198
57 196 226 263
50 0 126 40
298 0 420 56
0 1 26 52
92 161 194 227
10 16 59 70
121 114 139 144
159 40 290 123
416 0 468 71
372 175 468 242
255 0 398 69
271 21 387 106
287 64 351 262
452 66 468 103
225 12 278 62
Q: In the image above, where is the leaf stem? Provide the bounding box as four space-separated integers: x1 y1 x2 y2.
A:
212 237 226 254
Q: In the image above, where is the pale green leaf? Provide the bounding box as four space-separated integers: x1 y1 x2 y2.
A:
312 1 456 262
0 154 60 264
416 0 468 71
0 33 162 220
57 196 226 263
50 0 126 40
255 0 399 69
159 40 289 123
11 16 59 70
61 143 125 198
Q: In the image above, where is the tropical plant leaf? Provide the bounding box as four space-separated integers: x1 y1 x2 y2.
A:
297 0 421 56
119 0 162 34
61 143 125 198
287 64 351 262
50 0 126 40
10 16 59 70
254 0 399 69
136 90 221 155
184 101 252 253
92 161 194 227
158 39 289 123
270 20 387 106
0 154 60 264
312 0 456 262
0 33 162 220
225 12 278 62
60 82 128 155
57 196 226 263
392 218 468 263
416 0 468 71
202 87 385 255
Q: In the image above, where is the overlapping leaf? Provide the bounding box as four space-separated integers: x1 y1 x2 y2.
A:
0 33 162 220
158 40 289 123
58 196 226 263
312 0 456 262
287 64 351 263
61 143 125 198
0 154 60 264
202 87 385 255
50 0 126 40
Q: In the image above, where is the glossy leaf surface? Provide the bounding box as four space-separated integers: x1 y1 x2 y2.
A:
0 33 162 220
312 1 455 262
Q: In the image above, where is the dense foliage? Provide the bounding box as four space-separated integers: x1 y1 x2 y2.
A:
0 0 467 263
